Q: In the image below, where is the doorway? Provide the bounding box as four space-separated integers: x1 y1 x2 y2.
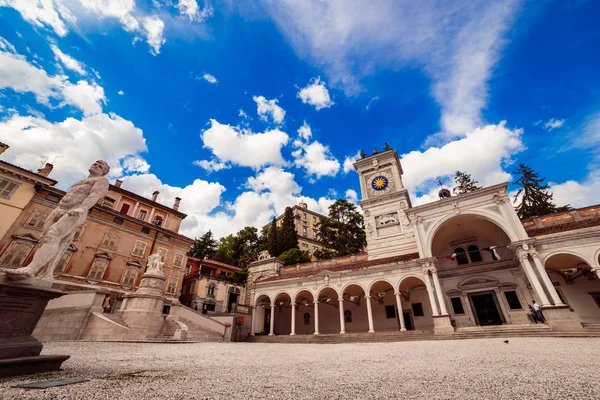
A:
227 292 239 313
468 291 504 326
402 311 414 330
263 307 271 335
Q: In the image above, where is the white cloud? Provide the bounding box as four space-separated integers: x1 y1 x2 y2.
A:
238 109 249 119
543 118 565 131
550 170 600 209
143 15 166 55
292 122 340 179
365 96 379 110
0 48 105 115
193 159 230 172
201 119 289 169
202 73 217 84
0 37 16 53
176 0 213 22
259 1 520 139
50 44 86 75
345 189 358 203
253 95 285 124
0 112 147 188
118 90 124 95
0 0 74 37
401 122 524 200
343 150 361 173
298 77 334 110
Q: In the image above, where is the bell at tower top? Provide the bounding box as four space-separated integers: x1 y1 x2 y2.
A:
353 148 406 202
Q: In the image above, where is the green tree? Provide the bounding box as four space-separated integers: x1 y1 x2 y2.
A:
453 171 481 194
187 230 217 259
213 234 235 264
237 226 260 261
513 164 569 218
314 199 366 260
280 207 299 253
278 248 311 266
267 217 281 257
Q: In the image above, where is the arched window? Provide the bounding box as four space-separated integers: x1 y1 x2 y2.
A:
468 245 483 263
455 247 469 265
88 252 112 281
121 268 139 287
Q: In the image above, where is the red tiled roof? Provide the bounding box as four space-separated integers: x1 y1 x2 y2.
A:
259 252 420 283
188 257 241 271
526 216 600 237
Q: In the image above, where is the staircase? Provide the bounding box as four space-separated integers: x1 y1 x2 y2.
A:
246 324 600 344
154 319 181 341
103 313 128 327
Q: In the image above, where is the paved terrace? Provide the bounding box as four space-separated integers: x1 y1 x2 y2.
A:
1 338 599 399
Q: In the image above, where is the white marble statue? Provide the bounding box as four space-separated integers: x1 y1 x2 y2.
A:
377 213 398 226
5 160 110 281
146 253 164 275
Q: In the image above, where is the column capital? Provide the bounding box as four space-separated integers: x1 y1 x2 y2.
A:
338 298 344 303
314 300 319 304
530 252 540 260
270 304 275 309
292 302 297 306
394 292 401 296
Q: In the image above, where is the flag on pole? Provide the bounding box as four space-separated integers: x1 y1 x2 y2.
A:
446 253 457 261
560 267 583 275
482 246 501 260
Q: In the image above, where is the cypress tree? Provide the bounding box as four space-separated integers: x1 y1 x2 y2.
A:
453 171 481 194
513 164 568 218
280 207 299 253
267 217 280 257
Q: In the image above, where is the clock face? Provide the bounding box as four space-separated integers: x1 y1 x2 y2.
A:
367 171 394 195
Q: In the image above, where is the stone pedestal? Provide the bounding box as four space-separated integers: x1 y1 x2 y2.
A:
0 278 70 377
121 271 166 339
543 305 583 331
433 314 455 334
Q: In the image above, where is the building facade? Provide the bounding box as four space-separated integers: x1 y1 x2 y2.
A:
263 203 326 259
0 175 193 310
248 149 600 336
180 257 246 314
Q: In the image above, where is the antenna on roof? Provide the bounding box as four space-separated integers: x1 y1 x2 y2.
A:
40 156 49 169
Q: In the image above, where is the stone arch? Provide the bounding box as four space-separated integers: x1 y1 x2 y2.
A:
595 248 600 268
254 293 272 306
341 282 367 295
273 289 293 302
316 286 341 299
542 250 595 268
424 211 519 258
367 278 396 294
293 289 315 303
398 274 426 292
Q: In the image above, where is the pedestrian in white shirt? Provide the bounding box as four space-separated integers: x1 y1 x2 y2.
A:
532 300 545 323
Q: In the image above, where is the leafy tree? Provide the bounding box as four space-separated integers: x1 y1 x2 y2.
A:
267 217 281 257
384 142 391 151
213 234 235 264
280 207 299 253
278 248 311 266
453 171 481 194
188 230 217 259
513 164 569 218
237 226 260 261
314 199 366 260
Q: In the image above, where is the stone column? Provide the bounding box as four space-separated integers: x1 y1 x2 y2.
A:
519 253 551 306
431 269 448 315
269 304 275 336
338 299 346 334
424 272 440 315
314 300 320 335
290 303 296 335
366 295 375 333
531 253 565 306
395 292 407 331
250 306 255 336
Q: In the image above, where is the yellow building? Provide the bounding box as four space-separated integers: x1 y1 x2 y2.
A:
0 142 57 242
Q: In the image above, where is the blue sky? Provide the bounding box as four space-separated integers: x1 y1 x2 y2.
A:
0 0 599 238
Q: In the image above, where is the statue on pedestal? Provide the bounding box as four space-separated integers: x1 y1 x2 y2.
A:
3 160 110 281
146 253 165 275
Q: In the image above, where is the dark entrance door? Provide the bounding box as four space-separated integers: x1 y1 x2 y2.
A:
469 291 504 326
263 308 271 335
403 311 414 330
227 293 239 313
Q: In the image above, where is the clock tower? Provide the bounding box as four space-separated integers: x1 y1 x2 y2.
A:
353 149 418 260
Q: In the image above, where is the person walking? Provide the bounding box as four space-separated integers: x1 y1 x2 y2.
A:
532 300 545 323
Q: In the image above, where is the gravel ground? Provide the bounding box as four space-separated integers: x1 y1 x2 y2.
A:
1 338 599 400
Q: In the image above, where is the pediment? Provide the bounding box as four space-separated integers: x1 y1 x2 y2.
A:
309 270 336 281
67 243 78 252
126 260 144 268
95 251 113 260
458 276 499 289
12 233 39 243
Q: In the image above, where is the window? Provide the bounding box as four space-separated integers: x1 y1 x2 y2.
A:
131 241 147 258
412 303 424 317
0 242 33 267
157 247 168 263
113 217 123 225
385 305 396 319
153 216 164 226
200 267 213 278
313 216 317 223
73 224 86 241
302 243 308 248
138 210 147 221
313 231 317 239
207 284 216 296
88 258 109 280
100 232 118 249
185 265 191 274
504 291 522 310
102 197 116 208
165 277 178 295
122 268 139 287
455 247 469 265
46 194 60 203
141 227 150 234
120 204 131 215
0 178 20 199
450 297 465 314
25 210 49 230
303 227 307 237
468 245 483 263
173 254 184 268
55 252 73 274
203 303 216 312
590 292 600 308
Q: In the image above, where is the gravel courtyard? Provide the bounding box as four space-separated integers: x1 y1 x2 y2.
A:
1 338 599 399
